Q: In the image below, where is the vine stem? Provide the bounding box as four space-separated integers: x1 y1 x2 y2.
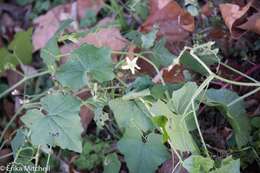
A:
0 70 50 99
213 74 260 87
45 146 52 173
227 87 260 107
220 62 259 84
0 106 24 144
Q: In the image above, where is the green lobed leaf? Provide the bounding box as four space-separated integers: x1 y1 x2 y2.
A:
11 129 26 154
141 27 158 49
179 42 219 76
0 28 33 73
109 98 153 132
204 89 251 147
103 153 121 173
21 93 83 152
169 82 199 131
210 157 240 173
56 44 115 91
117 128 170 173
151 38 176 67
183 155 214 173
151 100 198 153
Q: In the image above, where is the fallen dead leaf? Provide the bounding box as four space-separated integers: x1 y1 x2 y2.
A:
77 0 104 19
153 65 185 84
32 0 104 52
149 0 172 15
238 12 260 35
60 27 128 63
201 2 214 17
141 1 195 43
219 1 253 38
32 4 69 52
0 148 12 166
80 106 94 131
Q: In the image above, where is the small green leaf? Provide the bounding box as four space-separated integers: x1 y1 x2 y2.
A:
141 27 158 49
21 93 83 152
11 129 26 154
183 155 214 173
125 31 142 47
0 29 33 73
251 117 260 128
127 75 153 92
179 42 219 76
151 115 169 142
40 19 73 69
117 128 170 173
204 89 251 147
103 153 121 173
151 38 176 67
127 0 148 20
56 44 115 91
109 99 153 131
80 10 97 27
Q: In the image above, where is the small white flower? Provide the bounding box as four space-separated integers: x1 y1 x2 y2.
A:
11 89 20 96
121 57 141 74
19 99 29 105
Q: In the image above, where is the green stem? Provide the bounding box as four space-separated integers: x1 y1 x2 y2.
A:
228 87 260 107
0 71 50 99
0 106 25 144
45 147 52 173
220 62 259 83
214 75 260 87
34 145 41 172
192 101 209 157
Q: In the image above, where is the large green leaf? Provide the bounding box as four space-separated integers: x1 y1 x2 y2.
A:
204 89 251 147
21 93 83 152
151 38 176 67
0 28 32 73
56 44 115 91
151 100 198 153
117 128 169 173
210 157 240 173
103 153 121 173
169 82 199 130
179 42 219 76
109 98 153 131
183 155 214 173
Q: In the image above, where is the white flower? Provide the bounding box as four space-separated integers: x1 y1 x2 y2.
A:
121 57 141 74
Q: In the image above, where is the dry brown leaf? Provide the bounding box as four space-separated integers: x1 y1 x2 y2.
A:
32 4 70 52
201 2 214 17
149 0 172 15
219 1 253 38
80 106 94 131
238 12 260 35
77 0 104 19
60 27 128 60
153 65 184 84
0 148 12 165
141 1 194 43
32 0 104 52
